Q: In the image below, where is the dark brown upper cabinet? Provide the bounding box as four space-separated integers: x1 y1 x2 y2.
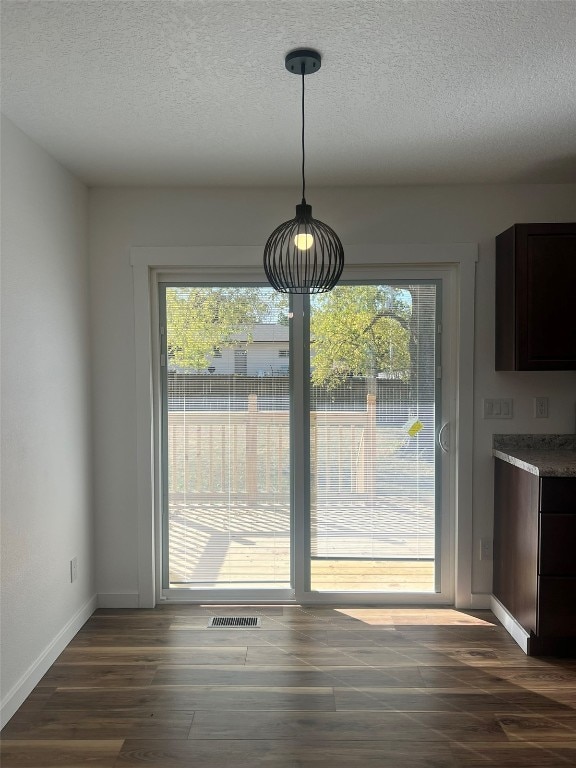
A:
496 223 576 370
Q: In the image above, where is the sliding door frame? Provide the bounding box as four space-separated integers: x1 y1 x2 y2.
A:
294 274 449 604
131 245 477 608
158 280 295 602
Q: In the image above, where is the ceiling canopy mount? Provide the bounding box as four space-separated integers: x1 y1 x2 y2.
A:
285 49 322 76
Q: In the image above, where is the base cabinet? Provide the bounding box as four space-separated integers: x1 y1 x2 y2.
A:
493 458 576 655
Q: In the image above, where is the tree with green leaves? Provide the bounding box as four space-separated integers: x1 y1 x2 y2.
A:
166 287 286 370
166 285 415 386
310 285 412 389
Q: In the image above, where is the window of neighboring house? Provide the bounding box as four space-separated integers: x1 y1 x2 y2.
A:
234 348 247 375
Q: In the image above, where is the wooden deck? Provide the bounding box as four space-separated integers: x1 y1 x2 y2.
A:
166 402 436 593
168 498 435 592
310 559 435 592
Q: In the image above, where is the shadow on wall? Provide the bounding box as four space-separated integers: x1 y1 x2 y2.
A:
510 154 576 184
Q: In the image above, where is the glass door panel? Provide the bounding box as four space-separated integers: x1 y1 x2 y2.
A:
162 286 291 591
308 283 440 593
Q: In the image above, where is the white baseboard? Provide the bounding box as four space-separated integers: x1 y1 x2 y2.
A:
98 592 140 608
0 593 98 728
490 595 529 654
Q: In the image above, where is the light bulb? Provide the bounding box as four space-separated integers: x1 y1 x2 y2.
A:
294 233 314 251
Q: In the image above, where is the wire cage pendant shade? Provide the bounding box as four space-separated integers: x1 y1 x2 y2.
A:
263 201 344 294
263 49 344 294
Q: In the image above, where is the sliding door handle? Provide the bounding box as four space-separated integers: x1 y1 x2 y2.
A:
438 422 450 453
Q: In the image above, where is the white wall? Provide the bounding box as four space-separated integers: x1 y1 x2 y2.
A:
0 116 95 724
89 185 576 603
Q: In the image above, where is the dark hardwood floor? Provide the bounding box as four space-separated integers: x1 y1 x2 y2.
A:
2 605 576 767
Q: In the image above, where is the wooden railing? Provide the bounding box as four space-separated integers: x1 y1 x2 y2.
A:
168 394 408 499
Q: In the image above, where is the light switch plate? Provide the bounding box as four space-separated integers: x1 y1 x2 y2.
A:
483 398 513 419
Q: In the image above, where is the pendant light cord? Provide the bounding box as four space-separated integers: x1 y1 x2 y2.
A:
301 64 306 203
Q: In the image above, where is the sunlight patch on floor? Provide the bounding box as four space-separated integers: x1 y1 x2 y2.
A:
334 608 497 626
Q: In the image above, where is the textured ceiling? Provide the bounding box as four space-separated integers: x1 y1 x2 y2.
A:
2 0 576 186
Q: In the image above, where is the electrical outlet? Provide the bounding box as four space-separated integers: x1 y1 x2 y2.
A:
70 557 78 583
534 397 549 418
479 538 493 561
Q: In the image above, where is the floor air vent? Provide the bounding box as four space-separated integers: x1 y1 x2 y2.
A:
208 616 261 628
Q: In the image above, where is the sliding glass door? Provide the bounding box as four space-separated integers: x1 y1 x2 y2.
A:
160 286 292 598
160 279 448 602
307 284 440 595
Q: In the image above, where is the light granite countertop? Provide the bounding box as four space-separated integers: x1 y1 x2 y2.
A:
493 434 576 477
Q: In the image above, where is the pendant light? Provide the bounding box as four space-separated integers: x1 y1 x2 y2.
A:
263 49 344 294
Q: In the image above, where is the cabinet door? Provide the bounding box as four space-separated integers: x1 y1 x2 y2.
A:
493 459 539 633
516 227 576 370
